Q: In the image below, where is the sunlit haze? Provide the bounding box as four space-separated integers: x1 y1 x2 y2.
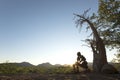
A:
0 0 116 65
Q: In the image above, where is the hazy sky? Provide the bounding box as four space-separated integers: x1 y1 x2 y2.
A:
0 0 115 65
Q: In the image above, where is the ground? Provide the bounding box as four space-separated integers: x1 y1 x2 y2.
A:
0 73 120 80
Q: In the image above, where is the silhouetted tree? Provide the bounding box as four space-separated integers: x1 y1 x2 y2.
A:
74 10 108 72
74 0 120 72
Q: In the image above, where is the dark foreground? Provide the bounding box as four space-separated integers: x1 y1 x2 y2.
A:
0 73 120 80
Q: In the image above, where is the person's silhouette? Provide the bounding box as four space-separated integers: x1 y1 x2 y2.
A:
73 52 89 73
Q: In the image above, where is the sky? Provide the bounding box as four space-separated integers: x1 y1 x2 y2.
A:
0 0 116 65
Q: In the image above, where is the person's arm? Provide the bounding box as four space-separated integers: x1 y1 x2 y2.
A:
77 56 82 63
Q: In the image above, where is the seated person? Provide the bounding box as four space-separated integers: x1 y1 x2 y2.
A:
73 52 88 73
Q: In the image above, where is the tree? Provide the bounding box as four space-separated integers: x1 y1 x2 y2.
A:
74 0 119 73
74 10 108 72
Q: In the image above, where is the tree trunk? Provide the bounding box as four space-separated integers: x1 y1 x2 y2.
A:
86 19 108 72
90 42 100 72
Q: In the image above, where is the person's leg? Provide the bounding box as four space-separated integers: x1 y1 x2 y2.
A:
76 65 79 73
73 64 76 72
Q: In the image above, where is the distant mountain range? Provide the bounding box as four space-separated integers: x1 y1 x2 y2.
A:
0 62 62 67
37 62 52 67
16 62 34 67
0 62 34 67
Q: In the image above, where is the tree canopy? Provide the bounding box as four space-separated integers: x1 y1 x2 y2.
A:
98 0 120 50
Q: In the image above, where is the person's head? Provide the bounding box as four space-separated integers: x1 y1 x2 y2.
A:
77 52 81 56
